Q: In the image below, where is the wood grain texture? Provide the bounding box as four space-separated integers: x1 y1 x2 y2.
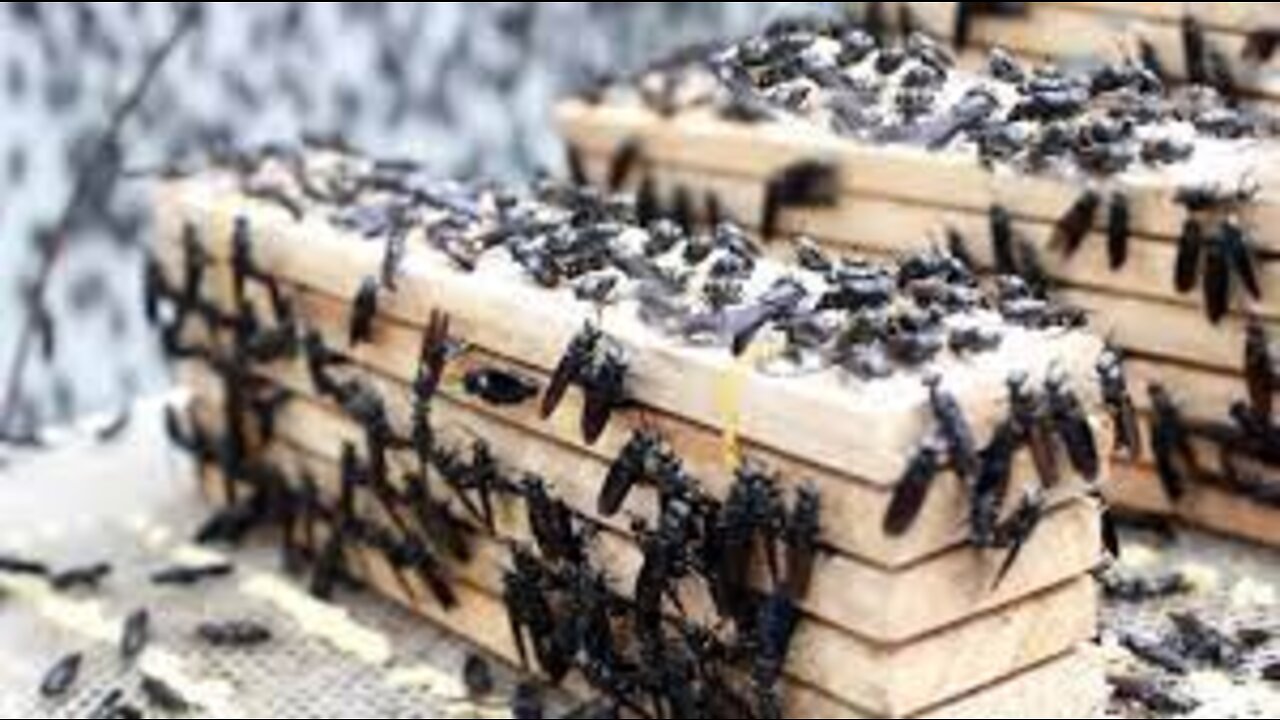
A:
557 101 1280 252
1110 460 1280 548
183 363 1103 647
1038 1 1280 30
904 3 1280 102
197 458 1099 718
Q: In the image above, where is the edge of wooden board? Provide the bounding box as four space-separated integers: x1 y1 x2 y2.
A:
573 150 1280 326
1037 1 1280 31
556 100 1280 253
908 2 1280 101
1109 460 1280 548
183 363 1103 647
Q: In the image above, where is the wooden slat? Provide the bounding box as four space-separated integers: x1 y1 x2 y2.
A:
557 101 1280 252
1062 289 1257 375
907 3 1280 101
156 178 1107 490
182 361 1102 647
196 458 1098 718
1037 1 1280 31
577 150 1280 323
1110 461 1280 548
199 471 1103 720
158 238 1108 570
801 650 1104 719
1128 357 1247 424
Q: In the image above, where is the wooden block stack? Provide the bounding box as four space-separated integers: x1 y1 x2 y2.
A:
882 2 1280 107
557 18 1280 547
150 149 1110 718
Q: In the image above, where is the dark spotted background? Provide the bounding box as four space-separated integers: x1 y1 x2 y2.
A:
0 2 829 431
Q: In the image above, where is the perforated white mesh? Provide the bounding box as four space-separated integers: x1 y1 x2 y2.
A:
0 405 541 720
0 521 538 720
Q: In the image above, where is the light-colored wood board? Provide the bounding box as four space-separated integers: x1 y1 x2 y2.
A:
906 3 1280 101
1128 356 1250 424
155 180 1107 490
1037 1 1280 31
790 649 1104 720
1109 461 1280 548
1127 412 1276 480
557 101 1280 252
1062 289 1261 376
577 150 1280 323
158 240 1109 570
182 363 1102 646
196 459 1098 719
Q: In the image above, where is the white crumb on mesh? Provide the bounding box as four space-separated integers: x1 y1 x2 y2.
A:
145 525 177 550
1184 670 1280 718
1180 563 1222 593
140 650 245 718
442 699 511 719
169 543 231 567
124 513 157 535
240 573 393 665
0 576 117 644
1229 579 1277 609
1119 544 1161 570
386 664 468 700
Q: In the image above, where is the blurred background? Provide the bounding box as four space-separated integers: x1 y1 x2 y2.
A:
0 1 833 437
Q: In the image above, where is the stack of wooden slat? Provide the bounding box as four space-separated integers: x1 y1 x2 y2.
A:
151 150 1109 718
884 2 1280 106
558 20 1280 548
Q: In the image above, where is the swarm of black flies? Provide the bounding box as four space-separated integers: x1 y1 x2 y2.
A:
583 12 1272 173
886 366 1113 590
577 12 1274 365
1108 604 1280 716
1136 316 1280 510
132 121 1145 718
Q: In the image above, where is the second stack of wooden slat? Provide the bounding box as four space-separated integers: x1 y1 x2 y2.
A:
559 97 1280 547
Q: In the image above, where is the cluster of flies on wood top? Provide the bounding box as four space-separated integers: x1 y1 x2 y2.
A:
577 11 1274 183
568 3 1275 329
120 140 1140 719
577 11 1280 515
869 2 1280 102
210 144 1096 391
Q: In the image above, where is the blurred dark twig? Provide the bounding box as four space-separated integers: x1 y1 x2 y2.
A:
0 10 198 438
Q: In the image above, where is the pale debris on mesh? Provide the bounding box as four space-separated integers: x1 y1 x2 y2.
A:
0 575 118 645
1118 543 1161 571
0 569 245 717
139 651 244 718
1229 579 1277 609
240 574 394 666
1184 671 1280 719
1179 563 1223 594
388 665 511 718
